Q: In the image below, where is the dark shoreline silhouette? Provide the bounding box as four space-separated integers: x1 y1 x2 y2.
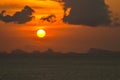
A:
0 48 120 56
0 48 120 80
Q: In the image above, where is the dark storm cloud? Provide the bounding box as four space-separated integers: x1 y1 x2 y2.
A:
0 6 34 24
62 0 118 26
40 14 56 23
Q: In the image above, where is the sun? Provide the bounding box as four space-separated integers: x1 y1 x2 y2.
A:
37 29 46 38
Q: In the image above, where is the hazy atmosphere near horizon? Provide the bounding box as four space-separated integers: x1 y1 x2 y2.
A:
0 0 120 53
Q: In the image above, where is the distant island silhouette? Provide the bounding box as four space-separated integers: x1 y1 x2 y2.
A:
0 48 120 56
0 48 120 80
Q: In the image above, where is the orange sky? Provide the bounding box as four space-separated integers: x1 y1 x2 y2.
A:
0 0 120 53
106 0 120 14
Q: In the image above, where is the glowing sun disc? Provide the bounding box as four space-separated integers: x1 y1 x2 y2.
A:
37 29 46 38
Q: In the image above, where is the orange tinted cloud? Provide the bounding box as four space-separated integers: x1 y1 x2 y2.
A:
0 0 64 22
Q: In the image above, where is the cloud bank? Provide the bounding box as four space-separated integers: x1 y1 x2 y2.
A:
0 6 34 24
61 0 119 26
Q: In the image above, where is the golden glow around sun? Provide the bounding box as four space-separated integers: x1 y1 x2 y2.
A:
37 29 46 38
